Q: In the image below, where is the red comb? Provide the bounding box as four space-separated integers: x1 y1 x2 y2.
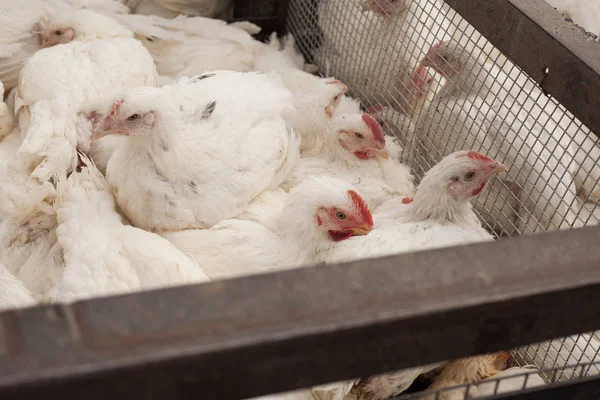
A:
107 99 122 120
348 190 373 227
465 150 494 163
362 114 385 146
411 66 428 96
402 197 413 204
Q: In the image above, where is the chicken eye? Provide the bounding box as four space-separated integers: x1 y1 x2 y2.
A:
354 132 364 140
127 114 140 122
465 171 476 181
335 211 347 220
146 36 155 42
55 30 62 36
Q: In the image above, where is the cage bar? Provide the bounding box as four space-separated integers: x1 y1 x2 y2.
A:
2 226 600 399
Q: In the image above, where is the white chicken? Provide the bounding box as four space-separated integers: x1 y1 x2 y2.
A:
120 0 233 19
416 40 589 234
161 176 374 280
0 263 36 311
59 13 308 80
0 0 130 93
275 69 349 155
473 366 546 397
345 363 443 400
0 80 14 138
323 150 506 264
51 152 209 303
282 112 414 209
15 9 158 183
316 0 455 116
0 131 63 302
99 70 299 232
421 352 511 400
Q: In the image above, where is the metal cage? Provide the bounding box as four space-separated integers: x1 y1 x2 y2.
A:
2 0 600 399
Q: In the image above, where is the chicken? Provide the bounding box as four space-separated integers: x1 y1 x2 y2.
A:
282 112 414 209
50 152 209 303
0 263 36 311
472 366 546 397
316 0 454 117
275 69 349 155
64 0 129 14
324 151 506 264
416 41 590 234
0 0 130 93
14 9 158 183
422 352 511 400
161 176 374 280
0 80 14 138
91 14 308 80
347 363 443 400
121 0 233 19
99 70 299 232
0 131 63 302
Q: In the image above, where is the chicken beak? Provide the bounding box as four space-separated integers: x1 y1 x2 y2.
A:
351 225 372 236
490 162 508 175
91 129 112 142
371 147 389 160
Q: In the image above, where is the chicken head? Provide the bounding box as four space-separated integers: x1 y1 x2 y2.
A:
314 187 374 242
444 151 508 201
95 88 161 140
420 41 467 81
40 24 75 48
336 113 389 160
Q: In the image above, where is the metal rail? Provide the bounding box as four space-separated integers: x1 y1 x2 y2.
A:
443 0 600 137
2 225 600 399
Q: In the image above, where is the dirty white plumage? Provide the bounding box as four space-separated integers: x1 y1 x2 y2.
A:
161 176 374 280
101 70 299 231
109 14 306 80
0 263 36 311
282 110 414 209
422 352 511 400
15 9 158 183
0 0 130 93
0 129 64 303
0 80 14 138
51 152 209 303
323 151 504 264
275 69 349 155
472 366 546 398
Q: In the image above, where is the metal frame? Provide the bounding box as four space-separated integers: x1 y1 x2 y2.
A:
2 0 600 399
2 225 600 399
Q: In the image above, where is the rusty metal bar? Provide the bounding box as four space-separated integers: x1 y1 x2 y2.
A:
443 0 600 137
1 225 600 399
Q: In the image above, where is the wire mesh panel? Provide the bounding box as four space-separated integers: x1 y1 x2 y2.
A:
288 0 600 237
287 0 600 396
391 361 600 399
